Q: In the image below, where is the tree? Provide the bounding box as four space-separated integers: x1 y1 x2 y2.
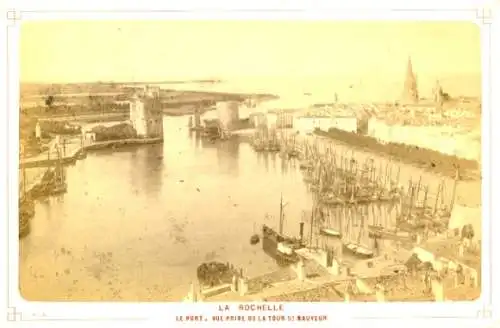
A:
45 95 55 112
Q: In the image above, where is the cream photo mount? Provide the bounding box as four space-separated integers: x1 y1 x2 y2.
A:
4 5 495 323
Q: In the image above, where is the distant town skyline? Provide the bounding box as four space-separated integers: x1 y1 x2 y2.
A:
20 21 480 82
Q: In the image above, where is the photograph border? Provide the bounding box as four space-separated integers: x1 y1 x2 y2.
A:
3 3 497 324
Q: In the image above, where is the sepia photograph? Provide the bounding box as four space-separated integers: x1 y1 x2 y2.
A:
16 19 483 306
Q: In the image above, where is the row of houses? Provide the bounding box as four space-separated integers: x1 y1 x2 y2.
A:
248 111 358 134
196 98 360 135
129 88 480 164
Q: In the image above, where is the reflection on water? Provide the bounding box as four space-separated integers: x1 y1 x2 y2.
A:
20 115 398 301
217 138 240 175
129 145 164 197
19 116 312 301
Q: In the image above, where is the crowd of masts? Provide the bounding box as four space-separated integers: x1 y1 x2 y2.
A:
251 126 299 158
249 124 457 247
293 136 457 237
300 139 402 206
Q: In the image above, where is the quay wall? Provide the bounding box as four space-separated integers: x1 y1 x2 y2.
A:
21 138 163 169
83 137 162 151
20 137 163 192
367 117 480 162
314 127 479 181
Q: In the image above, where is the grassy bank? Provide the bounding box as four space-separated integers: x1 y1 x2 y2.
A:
315 128 479 180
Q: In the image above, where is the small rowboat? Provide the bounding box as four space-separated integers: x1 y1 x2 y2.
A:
320 228 342 238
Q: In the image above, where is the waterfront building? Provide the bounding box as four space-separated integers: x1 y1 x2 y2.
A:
294 115 357 134
129 86 164 138
266 111 294 129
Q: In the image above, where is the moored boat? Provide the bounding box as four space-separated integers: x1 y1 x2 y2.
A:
262 194 306 265
367 225 411 241
76 149 87 160
299 161 313 170
51 181 68 195
342 242 374 259
19 212 31 238
262 224 304 265
320 227 342 238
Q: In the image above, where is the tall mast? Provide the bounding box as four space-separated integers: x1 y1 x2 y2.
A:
22 168 27 198
309 201 315 248
450 168 459 212
279 193 284 234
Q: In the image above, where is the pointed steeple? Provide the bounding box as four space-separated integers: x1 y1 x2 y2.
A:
402 56 419 104
406 56 414 78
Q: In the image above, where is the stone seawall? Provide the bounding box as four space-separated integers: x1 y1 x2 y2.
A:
83 138 163 151
21 137 163 192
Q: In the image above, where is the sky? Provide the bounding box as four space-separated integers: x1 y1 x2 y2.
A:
20 21 481 84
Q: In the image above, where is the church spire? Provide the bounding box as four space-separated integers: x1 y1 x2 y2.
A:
402 56 419 104
406 56 414 77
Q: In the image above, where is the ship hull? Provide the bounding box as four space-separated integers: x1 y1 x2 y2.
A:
262 225 304 266
342 243 374 259
320 228 342 238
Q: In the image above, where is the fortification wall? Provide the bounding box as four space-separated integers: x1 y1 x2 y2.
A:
367 118 479 161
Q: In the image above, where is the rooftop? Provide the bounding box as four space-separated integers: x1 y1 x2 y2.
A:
420 237 481 273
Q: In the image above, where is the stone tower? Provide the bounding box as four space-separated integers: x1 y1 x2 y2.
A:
402 56 419 104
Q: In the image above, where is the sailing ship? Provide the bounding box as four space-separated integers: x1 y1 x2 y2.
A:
279 131 299 159
318 207 342 238
262 194 305 265
19 208 31 238
396 174 453 236
50 148 67 195
341 206 374 259
252 126 281 153
19 197 34 238
19 170 34 238
251 128 266 152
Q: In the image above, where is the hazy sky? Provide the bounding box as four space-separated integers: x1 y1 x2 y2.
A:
20 21 481 83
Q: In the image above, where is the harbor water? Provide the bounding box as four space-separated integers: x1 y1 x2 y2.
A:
19 116 403 301
20 116 316 301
